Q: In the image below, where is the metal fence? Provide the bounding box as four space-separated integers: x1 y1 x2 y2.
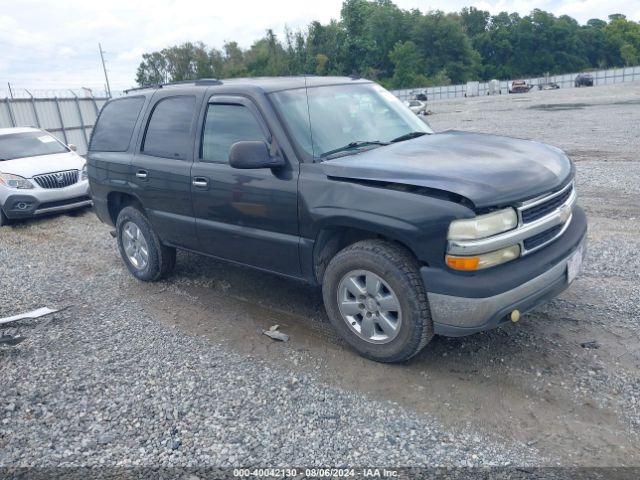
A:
0 93 109 155
391 65 640 102
3 64 639 153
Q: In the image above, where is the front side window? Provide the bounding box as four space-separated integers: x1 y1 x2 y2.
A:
143 96 196 160
0 131 68 161
201 104 267 163
90 96 145 152
270 83 432 160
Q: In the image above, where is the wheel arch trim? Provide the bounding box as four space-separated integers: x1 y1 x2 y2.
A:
308 219 421 284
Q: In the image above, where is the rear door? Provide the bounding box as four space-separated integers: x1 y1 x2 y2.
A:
131 92 201 249
190 95 301 277
88 95 147 224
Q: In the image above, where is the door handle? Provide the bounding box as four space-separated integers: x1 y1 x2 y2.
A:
136 170 148 179
192 177 209 188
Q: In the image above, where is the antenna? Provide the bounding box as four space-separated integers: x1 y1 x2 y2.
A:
99 43 112 98
303 74 316 159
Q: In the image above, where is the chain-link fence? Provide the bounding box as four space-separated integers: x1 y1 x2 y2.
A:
391 65 640 102
0 92 109 155
0 88 114 99
2 65 639 156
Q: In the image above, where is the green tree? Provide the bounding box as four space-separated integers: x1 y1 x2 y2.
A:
603 15 640 66
460 7 490 37
314 54 329 75
620 43 639 65
136 42 214 86
409 11 480 83
135 1 640 89
388 40 423 88
578 20 608 68
136 51 169 86
220 41 248 77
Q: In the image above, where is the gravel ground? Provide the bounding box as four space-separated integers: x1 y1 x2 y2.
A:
1 82 639 472
0 213 540 469
428 83 640 447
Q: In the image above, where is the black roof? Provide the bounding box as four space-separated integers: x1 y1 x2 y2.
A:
124 76 372 95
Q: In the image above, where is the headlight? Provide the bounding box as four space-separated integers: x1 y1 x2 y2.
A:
448 208 518 240
81 163 88 180
0 173 34 190
446 244 520 271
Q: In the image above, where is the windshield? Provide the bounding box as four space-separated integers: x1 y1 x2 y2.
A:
0 131 68 161
270 83 432 160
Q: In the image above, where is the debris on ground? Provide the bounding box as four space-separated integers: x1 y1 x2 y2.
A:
262 324 289 342
0 307 59 326
0 334 26 346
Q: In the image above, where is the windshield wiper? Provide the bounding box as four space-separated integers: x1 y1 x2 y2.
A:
320 140 390 159
390 131 428 143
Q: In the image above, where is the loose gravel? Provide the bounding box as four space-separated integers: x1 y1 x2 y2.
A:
0 214 540 468
2 82 639 471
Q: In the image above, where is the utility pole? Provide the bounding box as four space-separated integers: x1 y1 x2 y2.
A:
99 43 112 98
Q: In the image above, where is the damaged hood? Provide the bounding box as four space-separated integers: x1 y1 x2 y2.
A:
321 131 573 209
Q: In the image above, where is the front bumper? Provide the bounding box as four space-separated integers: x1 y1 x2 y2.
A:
1 180 92 220
422 206 587 336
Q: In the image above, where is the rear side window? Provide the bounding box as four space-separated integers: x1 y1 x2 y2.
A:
201 104 266 163
90 96 145 152
143 96 196 160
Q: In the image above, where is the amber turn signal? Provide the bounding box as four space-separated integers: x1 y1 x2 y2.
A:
445 255 480 271
446 244 521 271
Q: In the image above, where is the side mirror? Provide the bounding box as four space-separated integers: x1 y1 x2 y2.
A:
68 143 78 152
229 141 285 169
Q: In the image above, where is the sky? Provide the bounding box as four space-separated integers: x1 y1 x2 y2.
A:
1 0 639 95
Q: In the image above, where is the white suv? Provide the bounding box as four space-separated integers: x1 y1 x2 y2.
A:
0 127 91 226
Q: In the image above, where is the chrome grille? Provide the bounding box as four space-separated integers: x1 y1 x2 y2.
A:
517 181 576 254
523 224 563 250
448 181 577 257
33 170 79 189
520 183 574 224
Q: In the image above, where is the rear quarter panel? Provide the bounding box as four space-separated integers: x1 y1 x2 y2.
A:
87 151 135 225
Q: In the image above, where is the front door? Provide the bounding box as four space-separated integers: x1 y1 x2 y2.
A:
190 95 301 277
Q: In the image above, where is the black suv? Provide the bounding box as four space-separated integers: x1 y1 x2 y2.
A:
88 77 587 362
575 73 594 87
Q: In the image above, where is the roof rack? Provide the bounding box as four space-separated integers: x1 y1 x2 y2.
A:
124 78 223 94
123 84 161 94
194 78 223 86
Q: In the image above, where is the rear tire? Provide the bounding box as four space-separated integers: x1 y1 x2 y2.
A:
116 206 176 282
322 239 433 363
0 208 8 227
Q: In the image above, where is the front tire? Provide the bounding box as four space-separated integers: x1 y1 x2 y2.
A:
322 239 434 363
116 206 176 282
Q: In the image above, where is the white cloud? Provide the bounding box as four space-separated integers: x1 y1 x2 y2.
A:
0 0 638 92
58 46 77 57
0 14 48 50
554 0 640 20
